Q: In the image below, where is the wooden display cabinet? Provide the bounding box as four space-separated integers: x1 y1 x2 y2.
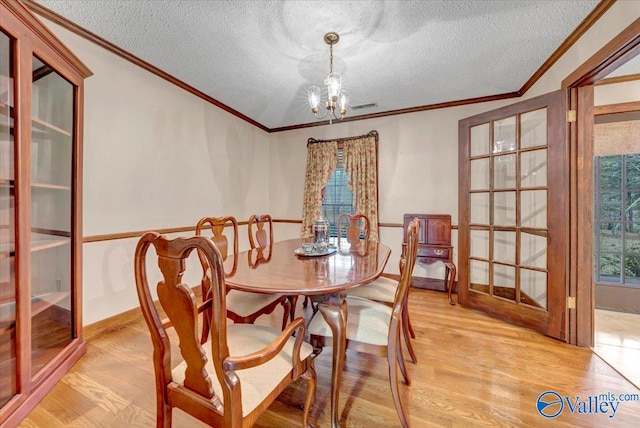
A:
402 214 457 305
0 1 91 426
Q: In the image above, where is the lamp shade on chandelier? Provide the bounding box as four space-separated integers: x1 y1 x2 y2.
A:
307 32 349 123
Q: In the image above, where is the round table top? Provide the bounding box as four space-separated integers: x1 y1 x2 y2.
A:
225 238 391 295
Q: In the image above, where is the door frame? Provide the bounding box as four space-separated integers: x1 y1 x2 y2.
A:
562 17 640 347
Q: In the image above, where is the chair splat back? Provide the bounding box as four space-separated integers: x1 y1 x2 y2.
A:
196 216 238 277
248 214 274 249
135 233 227 421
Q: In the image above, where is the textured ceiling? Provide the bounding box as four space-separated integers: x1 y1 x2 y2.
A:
33 0 601 130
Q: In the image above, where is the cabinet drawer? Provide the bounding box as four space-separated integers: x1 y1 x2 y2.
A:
418 247 449 258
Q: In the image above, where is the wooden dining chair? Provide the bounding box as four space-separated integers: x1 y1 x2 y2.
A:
196 216 290 333
345 214 419 363
248 213 274 249
308 218 420 428
134 232 316 428
249 213 306 321
247 214 273 268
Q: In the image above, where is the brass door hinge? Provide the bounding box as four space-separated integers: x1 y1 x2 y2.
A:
567 110 577 122
567 296 576 309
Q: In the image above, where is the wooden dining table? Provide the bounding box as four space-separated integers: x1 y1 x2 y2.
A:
225 238 391 428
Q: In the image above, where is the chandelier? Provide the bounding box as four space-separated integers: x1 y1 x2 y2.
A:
307 32 349 124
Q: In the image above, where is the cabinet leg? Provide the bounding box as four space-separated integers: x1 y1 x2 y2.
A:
444 262 456 305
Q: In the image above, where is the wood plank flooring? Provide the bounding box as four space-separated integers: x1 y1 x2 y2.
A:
595 309 640 389
18 289 640 427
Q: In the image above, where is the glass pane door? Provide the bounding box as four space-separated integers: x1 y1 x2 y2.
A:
0 30 16 407
30 55 74 375
468 110 549 308
459 90 567 340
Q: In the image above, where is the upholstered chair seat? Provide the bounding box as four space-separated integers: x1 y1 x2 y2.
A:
308 296 392 347
173 323 314 417
346 276 397 304
225 289 286 318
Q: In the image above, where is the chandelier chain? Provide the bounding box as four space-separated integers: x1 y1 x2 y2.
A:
329 43 334 74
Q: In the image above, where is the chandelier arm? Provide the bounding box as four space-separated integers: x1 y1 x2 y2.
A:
313 109 330 120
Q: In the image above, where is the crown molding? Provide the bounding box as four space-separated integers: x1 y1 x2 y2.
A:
24 0 612 133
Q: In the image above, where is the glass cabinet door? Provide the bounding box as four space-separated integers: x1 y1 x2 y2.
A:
0 29 16 407
1 1 89 423
30 55 75 375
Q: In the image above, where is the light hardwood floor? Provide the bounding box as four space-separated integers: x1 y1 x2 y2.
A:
19 289 640 427
595 309 640 389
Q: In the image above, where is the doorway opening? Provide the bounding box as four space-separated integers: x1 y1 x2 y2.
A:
563 17 640 386
592 80 640 388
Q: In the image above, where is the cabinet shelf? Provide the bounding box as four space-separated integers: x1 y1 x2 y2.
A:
0 180 69 191
0 100 12 115
32 182 70 190
0 232 70 259
0 291 70 334
31 116 72 138
31 233 70 253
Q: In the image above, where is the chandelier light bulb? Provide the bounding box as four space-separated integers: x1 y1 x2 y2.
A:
338 91 349 117
308 86 321 113
325 72 342 101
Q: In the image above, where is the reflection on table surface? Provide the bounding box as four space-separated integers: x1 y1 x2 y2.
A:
225 238 391 295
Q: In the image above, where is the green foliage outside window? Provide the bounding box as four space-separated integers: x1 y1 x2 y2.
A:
594 154 640 286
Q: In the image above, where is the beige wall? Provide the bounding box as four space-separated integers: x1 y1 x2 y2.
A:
595 80 640 106
42 18 271 324
37 0 640 325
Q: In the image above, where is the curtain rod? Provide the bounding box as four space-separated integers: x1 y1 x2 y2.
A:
307 130 378 146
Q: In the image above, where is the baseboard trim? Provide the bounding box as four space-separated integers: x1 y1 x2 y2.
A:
84 306 142 341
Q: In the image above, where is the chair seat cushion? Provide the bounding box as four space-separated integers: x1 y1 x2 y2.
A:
226 289 283 317
345 276 397 303
172 323 313 417
308 296 391 346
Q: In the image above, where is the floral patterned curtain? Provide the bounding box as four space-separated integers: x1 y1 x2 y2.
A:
344 134 379 242
301 141 338 238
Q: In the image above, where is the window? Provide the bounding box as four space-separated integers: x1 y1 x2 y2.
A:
594 154 640 286
301 131 379 242
322 148 354 237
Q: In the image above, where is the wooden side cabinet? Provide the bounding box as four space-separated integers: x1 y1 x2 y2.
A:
0 1 92 426
402 214 457 305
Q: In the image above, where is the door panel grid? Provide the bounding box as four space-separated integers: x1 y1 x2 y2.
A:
468 108 549 308
459 89 567 340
